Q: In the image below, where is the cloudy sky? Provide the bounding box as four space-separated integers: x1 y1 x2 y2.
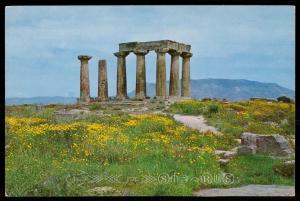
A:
5 6 295 98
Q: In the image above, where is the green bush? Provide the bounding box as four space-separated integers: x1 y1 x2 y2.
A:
208 104 219 114
277 96 292 103
272 161 295 178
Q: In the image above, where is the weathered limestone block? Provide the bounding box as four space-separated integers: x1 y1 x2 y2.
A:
219 159 230 166
78 55 92 102
214 148 237 159
237 132 294 157
114 51 129 100
241 132 257 146
134 50 149 100
223 151 238 159
98 60 108 101
237 145 257 155
181 52 192 97
155 48 168 97
256 134 294 156
169 50 181 97
119 40 191 53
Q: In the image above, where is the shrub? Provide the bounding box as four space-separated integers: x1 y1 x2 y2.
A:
272 161 295 177
277 96 292 103
208 104 219 114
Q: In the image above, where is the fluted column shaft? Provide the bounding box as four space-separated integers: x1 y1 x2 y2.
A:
78 55 92 102
114 51 129 100
169 51 181 97
155 48 168 97
181 52 193 97
134 50 148 100
98 60 108 101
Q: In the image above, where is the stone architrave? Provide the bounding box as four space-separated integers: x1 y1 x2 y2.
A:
78 55 92 102
116 40 192 100
155 48 168 97
98 60 108 101
169 50 181 97
114 51 129 100
181 52 192 97
134 50 149 100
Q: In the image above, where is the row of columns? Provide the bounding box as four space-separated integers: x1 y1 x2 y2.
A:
78 49 192 102
114 49 192 100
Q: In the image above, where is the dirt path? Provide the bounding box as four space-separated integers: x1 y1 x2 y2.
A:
193 185 295 196
173 114 221 134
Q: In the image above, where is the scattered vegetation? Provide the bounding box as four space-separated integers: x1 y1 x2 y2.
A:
5 98 295 196
5 110 233 196
168 99 295 139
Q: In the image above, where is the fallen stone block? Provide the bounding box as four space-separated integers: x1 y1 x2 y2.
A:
214 150 227 157
218 159 230 166
237 145 256 155
237 132 294 157
223 151 237 159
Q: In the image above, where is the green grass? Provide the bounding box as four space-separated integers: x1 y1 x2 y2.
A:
227 154 294 186
5 100 295 196
168 99 295 139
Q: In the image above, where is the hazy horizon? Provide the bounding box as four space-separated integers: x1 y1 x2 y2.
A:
5 78 294 99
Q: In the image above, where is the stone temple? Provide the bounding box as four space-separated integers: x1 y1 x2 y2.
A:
78 40 192 102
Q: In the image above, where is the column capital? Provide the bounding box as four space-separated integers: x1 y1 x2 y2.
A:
78 55 92 61
133 50 149 56
168 50 181 56
181 52 193 58
155 48 169 54
114 51 129 57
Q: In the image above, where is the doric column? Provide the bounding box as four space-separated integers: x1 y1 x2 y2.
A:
169 51 181 97
114 51 129 100
155 48 168 97
181 52 193 97
78 55 92 102
97 60 108 101
134 50 149 100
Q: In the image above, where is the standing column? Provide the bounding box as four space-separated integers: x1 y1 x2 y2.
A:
181 52 193 97
169 51 181 97
155 48 168 98
114 51 129 100
134 50 149 100
78 55 92 102
97 60 108 101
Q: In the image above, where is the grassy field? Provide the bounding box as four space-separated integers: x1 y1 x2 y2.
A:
5 99 295 196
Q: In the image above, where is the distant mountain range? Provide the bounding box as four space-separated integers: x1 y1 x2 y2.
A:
128 78 294 101
5 79 294 105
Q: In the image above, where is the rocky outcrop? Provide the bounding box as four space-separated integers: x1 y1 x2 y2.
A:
237 132 294 157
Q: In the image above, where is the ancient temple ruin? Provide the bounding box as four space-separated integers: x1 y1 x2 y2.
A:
78 40 192 102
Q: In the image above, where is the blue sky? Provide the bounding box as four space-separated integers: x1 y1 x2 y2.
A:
5 6 295 98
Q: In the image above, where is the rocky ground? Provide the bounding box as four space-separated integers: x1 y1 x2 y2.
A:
194 185 295 196
172 114 221 134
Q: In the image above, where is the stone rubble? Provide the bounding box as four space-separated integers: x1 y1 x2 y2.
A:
237 132 294 157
